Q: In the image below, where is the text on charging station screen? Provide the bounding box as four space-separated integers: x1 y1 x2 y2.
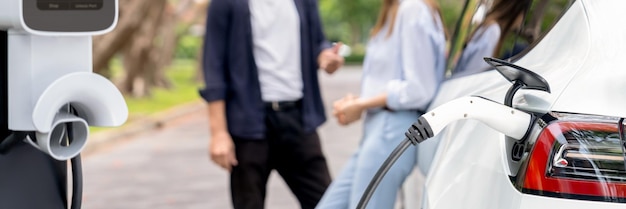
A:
37 0 103 10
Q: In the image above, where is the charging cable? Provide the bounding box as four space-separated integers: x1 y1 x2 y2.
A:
356 96 533 209
67 106 82 209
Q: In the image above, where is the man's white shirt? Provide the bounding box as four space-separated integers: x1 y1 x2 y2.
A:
249 0 303 102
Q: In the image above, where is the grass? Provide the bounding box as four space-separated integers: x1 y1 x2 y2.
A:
124 59 201 117
91 59 201 133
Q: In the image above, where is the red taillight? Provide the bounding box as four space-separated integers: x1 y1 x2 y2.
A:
523 121 626 201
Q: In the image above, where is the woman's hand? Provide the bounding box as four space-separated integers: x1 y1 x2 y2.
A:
333 94 364 125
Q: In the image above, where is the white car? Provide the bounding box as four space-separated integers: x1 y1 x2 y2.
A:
392 0 626 208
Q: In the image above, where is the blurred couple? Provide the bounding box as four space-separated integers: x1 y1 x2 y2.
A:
200 0 530 208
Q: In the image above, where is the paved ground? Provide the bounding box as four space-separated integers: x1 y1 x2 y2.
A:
81 66 369 209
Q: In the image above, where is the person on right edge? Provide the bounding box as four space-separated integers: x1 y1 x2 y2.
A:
315 0 446 208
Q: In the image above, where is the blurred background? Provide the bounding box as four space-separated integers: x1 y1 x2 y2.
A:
81 0 573 208
91 0 572 119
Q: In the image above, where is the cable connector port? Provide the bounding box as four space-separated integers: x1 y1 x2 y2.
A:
405 117 434 145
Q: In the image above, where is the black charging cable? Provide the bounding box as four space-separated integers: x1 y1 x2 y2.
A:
355 139 412 209
0 132 22 154
67 106 83 209
70 154 82 209
0 131 35 155
356 117 433 209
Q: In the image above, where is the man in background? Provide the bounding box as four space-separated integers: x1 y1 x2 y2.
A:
199 0 344 208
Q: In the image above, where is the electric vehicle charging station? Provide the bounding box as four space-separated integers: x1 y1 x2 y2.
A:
0 0 126 208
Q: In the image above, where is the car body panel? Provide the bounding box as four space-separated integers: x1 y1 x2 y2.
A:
548 1 626 118
418 0 626 208
422 122 523 209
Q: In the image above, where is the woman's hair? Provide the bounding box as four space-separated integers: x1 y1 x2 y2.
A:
478 0 533 56
370 0 441 38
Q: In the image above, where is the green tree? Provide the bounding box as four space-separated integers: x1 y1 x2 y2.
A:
319 0 465 57
319 0 380 54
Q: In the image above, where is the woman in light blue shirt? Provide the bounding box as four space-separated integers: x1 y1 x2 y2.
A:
315 0 446 208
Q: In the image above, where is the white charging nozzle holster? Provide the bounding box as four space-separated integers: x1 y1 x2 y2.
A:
1 0 126 160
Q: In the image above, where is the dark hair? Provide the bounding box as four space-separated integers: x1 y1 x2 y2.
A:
477 0 532 56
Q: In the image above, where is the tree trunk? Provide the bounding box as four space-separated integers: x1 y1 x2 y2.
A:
92 0 154 76
146 0 201 91
94 0 206 98
159 0 196 68
120 0 167 97
147 0 204 92
194 1 210 83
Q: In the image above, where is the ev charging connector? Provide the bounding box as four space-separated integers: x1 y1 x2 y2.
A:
411 96 532 143
0 0 126 160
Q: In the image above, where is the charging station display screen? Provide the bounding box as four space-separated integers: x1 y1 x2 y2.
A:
24 0 116 32
37 0 103 10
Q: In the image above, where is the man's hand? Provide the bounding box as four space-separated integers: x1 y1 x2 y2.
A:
209 131 238 172
318 43 345 74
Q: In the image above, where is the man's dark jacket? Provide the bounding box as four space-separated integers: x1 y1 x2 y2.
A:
199 0 330 139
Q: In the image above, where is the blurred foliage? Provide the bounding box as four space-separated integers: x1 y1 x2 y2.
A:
319 0 465 62
123 59 200 116
174 21 204 59
109 58 200 113
537 0 572 32
319 0 380 44
176 35 203 59
320 0 572 63
499 0 573 58
89 0 575 132
319 0 381 60
345 54 367 64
